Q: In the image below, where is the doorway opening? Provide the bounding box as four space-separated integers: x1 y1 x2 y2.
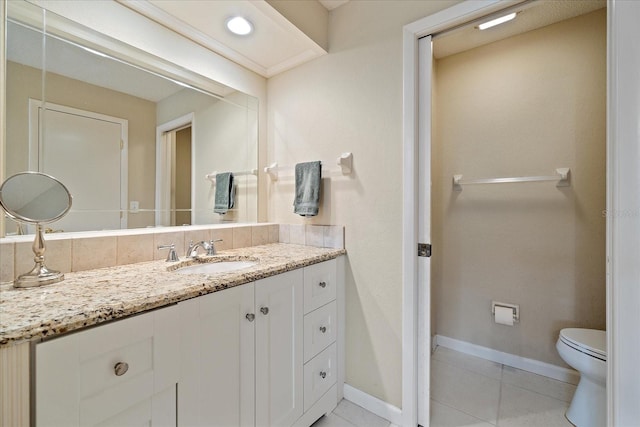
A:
403 1 607 426
156 113 195 227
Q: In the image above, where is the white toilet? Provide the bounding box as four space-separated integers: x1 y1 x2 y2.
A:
556 328 606 427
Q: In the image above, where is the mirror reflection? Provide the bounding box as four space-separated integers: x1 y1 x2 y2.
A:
4 3 258 237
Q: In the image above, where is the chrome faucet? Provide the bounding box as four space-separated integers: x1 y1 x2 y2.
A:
186 239 222 258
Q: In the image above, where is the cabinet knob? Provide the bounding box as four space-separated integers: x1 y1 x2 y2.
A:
246 313 255 322
260 307 269 315
114 362 129 377
318 281 327 288
319 371 327 379
319 326 327 333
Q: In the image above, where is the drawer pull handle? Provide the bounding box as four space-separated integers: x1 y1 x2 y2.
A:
319 371 327 379
246 313 255 322
114 362 129 377
319 281 327 288
319 326 327 333
260 307 269 315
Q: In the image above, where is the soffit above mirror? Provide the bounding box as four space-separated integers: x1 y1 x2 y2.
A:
119 0 328 78
433 0 606 59
318 0 350 11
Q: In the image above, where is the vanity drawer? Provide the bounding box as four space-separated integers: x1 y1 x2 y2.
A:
304 259 337 314
304 301 337 363
303 343 337 412
78 330 154 400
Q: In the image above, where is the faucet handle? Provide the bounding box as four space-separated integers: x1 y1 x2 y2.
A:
157 243 179 262
206 239 223 256
186 240 195 257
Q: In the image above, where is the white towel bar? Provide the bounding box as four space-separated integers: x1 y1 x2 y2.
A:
453 168 570 191
205 169 258 183
264 152 353 182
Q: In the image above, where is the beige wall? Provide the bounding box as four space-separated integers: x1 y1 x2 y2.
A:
6 61 157 228
432 9 606 366
267 0 460 408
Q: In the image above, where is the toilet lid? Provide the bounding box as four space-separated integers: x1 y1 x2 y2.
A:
560 328 606 360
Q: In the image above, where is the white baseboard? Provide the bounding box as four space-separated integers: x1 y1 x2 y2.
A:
435 335 580 385
343 383 403 426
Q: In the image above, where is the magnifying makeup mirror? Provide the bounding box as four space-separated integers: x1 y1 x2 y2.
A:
0 172 73 288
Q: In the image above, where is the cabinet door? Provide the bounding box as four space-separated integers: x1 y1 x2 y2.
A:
35 305 179 427
255 269 304 427
178 284 255 427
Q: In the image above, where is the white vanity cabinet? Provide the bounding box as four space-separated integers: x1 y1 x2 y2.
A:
178 258 342 427
295 259 340 427
178 281 256 427
178 269 304 427
34 304 180 427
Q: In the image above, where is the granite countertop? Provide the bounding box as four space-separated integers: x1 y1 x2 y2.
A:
0 243 345 348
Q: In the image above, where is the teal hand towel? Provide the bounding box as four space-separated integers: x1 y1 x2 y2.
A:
293 161 321 217
214 172 235 214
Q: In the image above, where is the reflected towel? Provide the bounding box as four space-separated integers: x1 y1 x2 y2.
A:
293 161 321 217
214 172 235 214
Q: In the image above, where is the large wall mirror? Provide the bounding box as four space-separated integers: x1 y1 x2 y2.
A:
3 1 258 237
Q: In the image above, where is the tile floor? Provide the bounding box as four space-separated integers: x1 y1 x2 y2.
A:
311 399 396 427
313 346 577 427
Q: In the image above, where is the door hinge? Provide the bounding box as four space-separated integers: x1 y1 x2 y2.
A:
418 243 431 258
120 140 124 150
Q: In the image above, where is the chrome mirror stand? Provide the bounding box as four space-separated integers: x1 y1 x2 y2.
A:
14 223 64 288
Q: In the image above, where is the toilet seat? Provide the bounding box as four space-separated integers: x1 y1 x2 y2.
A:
560 328 606 362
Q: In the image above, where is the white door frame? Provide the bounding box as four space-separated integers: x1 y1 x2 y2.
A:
155 112 195 226
414 35 432 427
606 1 640 425
403 3 513 424
403 1 640 426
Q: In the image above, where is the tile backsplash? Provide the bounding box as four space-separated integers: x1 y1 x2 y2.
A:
278 224 344 250
0 223 344 284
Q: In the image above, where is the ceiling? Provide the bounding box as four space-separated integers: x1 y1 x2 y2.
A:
120 0 603 78
119 0 327 78
12 0 602 89
433 0 606 58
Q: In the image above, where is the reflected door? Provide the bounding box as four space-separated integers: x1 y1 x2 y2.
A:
158 125 192 227
30 101 128 232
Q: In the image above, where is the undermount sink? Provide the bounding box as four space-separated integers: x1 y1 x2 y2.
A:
174 260 257 275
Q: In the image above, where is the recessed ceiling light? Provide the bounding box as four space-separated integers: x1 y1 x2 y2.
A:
478 12 517 30
226 16 253 36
